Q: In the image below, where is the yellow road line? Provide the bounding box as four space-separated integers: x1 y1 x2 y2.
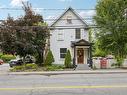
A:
0 85 127 90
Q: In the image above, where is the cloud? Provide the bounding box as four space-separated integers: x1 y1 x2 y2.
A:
79 10 96 25
33 8 44 14
58 0 72 2
79 10 96 17
10 0 28 7
45 15 57 25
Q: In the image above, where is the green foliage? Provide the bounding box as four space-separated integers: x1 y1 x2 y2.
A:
93 49 106 57
1 54 16 62
0 2 49 65
25 64 38 69
44 65 65 71
0 53 3 58
94 0 127 64
10 64 65 72
10 66 25 72
93 41 107 57
113 58 123 67
64 50 72 68
10 64 38 72
44 50 54 66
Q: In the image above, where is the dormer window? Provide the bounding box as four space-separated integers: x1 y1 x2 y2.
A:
67 16 72 24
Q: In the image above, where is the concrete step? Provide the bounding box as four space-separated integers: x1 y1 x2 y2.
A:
76 64 91 70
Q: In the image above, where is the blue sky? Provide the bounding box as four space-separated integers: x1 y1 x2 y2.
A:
0 0 97 24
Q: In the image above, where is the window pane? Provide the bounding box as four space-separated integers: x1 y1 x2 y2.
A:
60 48 67 53
75 28 81 39
67 16 72 24
60 48 67 58
60 54 66 58
67 19 72 24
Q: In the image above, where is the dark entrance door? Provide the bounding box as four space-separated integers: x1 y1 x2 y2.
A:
77 48 84 64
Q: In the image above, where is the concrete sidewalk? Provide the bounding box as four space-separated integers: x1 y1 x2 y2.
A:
1 69 126 76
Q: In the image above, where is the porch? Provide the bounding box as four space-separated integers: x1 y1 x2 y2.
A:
71 39 92 69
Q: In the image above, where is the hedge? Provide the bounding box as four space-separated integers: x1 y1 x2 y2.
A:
1 54 16 62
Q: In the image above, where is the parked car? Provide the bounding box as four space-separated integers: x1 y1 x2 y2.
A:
25 55 35 63
9 55 35 67
9 59 23 67
0 59 4 65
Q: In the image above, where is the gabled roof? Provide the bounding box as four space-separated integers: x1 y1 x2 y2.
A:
50 7 88 28
71 39 90 47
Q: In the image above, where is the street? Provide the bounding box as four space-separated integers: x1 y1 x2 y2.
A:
0 67 127 95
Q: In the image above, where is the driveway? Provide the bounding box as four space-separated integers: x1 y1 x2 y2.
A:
0 64 10 74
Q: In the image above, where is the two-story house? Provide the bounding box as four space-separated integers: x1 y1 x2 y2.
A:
50 7 92 69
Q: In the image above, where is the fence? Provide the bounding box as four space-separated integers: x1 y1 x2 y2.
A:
93 57 127 69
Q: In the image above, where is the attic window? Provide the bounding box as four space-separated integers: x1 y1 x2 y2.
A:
67 16 72 24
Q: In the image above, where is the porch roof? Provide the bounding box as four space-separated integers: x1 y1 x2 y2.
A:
71 39 91 47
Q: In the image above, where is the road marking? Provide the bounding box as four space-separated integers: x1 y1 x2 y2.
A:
0 85 127 90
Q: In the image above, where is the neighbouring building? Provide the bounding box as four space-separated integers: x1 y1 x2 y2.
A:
50 7 92 69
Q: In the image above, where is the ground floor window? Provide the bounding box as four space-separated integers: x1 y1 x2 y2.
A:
60 48 67 58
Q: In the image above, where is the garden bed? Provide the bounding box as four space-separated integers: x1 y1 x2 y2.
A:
10 64 74 72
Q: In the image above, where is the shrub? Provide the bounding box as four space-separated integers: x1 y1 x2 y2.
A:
25 64 38 69
1 54 16 62
45 65 65 71
10 64 38 72
44 50 54 66
64 50 72 68
10 66 25 72
0 53 3 58
93 49 106 57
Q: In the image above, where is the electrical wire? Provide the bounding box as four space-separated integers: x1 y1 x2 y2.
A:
0 8 96 11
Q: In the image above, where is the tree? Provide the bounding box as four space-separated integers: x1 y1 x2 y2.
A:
44 50 54 66
94 0 127 66
0 15 17 55
64 50 72 68
0 2 49 66
93 40 107 57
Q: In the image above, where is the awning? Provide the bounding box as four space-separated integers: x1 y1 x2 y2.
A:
71 39 91 47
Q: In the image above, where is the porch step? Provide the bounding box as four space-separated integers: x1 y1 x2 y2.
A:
76 64 91 70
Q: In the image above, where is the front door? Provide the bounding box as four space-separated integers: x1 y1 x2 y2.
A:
77 48 84 64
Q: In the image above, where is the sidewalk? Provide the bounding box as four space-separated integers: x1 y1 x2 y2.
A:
2 69 127 75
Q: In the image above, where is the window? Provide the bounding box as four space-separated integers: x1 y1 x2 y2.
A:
75 28 81 39
60 48 67 58
67 16 72 24
57 29 64 41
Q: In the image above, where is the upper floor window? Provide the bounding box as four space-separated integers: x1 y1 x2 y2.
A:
57 29 64 41
67 16 72 24
75 28 81 39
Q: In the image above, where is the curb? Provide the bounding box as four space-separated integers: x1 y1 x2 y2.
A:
5 70 127 76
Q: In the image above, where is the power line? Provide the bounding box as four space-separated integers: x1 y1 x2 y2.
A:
0 25 100 29
0 18 94 22
0 8 96 11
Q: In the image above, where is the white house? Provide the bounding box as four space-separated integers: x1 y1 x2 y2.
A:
50 7 92 68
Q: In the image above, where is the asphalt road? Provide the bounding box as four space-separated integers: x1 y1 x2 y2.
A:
0 71 127 95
